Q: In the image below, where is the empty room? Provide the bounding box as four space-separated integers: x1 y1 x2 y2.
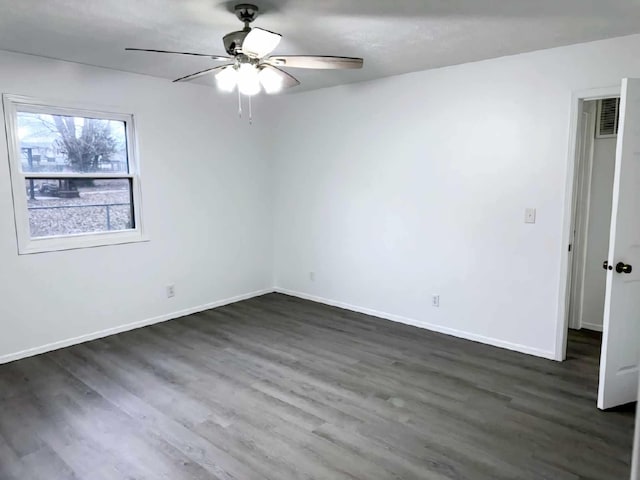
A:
1 1 640 479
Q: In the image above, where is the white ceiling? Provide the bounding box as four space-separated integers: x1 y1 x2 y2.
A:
1 0 640 93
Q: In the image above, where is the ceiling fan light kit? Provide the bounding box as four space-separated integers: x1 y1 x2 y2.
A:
125 3 363 120
214 61 284 96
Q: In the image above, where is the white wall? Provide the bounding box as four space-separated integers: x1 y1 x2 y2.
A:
6 34 640 364
581 135 617 331
271 34 640 360
0 50 273 362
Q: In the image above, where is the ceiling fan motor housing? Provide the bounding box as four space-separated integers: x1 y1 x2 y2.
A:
223 29 250 55
224 4 260 56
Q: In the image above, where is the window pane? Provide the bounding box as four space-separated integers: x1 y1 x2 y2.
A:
25 178 134 238
17 112 128 173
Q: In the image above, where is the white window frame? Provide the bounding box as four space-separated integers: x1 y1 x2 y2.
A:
3 94 147 254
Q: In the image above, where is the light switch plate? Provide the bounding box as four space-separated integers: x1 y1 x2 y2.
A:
525 208 537 224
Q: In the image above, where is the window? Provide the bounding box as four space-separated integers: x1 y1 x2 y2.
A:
3 95 146 254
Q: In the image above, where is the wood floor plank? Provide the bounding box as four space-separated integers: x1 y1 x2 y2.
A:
0 293 635 479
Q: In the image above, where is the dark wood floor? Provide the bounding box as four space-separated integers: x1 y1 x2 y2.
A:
0 293 635 480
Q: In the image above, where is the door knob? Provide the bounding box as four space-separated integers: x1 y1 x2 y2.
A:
616 262 633 274
603 261 613 271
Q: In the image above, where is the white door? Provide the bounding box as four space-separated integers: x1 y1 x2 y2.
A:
598 78 640 410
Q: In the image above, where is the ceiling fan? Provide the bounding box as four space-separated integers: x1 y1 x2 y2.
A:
126 3 364 96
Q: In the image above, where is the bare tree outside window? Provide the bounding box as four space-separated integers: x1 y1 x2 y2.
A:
53 116 120 173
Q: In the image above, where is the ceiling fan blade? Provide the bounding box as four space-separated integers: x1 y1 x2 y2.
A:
259 64 300 92
126 48 231 61
241 27 282 59
173 64 233 83
265 55 363 70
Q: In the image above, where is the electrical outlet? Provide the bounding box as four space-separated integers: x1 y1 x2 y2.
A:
309 271 316 282
432 295 440 307
166 284 176 298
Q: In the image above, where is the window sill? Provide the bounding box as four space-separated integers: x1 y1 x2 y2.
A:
18 230 150 255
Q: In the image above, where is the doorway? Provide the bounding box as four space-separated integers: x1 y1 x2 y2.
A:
562 80 640 411
567 97 620 341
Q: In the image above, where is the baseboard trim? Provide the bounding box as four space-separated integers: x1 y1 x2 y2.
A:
581 322 603 332
274 287 556 360
3 287 557 365
0 288 273 365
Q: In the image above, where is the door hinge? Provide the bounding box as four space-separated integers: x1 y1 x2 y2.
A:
568 244 572 252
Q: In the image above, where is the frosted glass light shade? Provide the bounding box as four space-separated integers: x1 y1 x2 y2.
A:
259 67 284 94
242 28 282 59
237 64 261 96
215 66 238 92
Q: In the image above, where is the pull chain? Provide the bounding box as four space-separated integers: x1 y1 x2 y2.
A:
235 90 255 124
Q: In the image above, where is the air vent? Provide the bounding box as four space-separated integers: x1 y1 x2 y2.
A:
597 98 620 137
